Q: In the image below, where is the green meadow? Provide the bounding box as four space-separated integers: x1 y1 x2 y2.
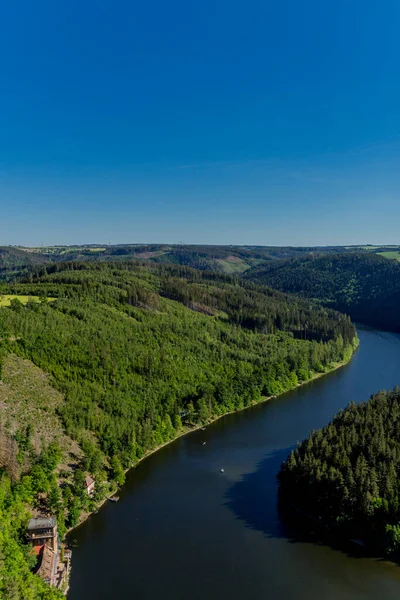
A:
378 251 400 262
0 295 55 307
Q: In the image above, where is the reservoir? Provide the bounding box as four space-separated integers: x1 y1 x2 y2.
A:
68 327 400 600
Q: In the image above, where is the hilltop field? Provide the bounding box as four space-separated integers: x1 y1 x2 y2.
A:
377 251 400 261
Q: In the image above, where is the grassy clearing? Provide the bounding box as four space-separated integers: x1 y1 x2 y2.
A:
0 353 81 468
215 258 251 274
0 295 55 307
378 251 400 262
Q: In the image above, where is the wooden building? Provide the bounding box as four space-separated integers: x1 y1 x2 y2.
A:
28 517 59 588
27 516 58 551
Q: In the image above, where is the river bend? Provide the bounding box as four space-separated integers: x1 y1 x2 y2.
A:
69 328 400 600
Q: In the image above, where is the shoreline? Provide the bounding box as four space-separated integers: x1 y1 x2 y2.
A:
129 338 359 469
68 338 359 537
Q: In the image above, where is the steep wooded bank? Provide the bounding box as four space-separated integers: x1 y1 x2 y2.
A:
0 262 357 595
246 253 400 332
0 445 64 598
0 354 80 598
278 388 400 556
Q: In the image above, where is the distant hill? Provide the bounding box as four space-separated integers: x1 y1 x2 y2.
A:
5 242 400 279
22 243 319 273
5 243 380 277
245 253 400 332
4 243 400 312
0 246 48 280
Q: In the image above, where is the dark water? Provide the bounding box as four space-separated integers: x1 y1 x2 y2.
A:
68 328 400 600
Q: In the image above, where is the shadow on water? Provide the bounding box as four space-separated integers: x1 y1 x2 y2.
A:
225 447 289 539
225 446 391 562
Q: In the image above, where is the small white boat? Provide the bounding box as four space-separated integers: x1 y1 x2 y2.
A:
220 468 224 473
202 442 206 445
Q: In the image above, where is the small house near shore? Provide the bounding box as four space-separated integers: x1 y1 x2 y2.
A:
84 475 95 496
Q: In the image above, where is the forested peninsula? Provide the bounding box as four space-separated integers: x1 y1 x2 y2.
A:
0 261 358 596
278 388 400 556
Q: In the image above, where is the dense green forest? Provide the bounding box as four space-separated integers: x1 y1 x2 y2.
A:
0 261 356 468
278 388 400 556
4 245 400 335
0 260 358 594
246 253 400 332
0 261 357 468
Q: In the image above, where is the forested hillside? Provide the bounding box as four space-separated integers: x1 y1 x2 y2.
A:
0 354 79 598
246 253 400 332
0 262 356 468
0 261 357 595
279 388 400 556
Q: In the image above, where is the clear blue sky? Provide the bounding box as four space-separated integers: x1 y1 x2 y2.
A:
1 0 400 246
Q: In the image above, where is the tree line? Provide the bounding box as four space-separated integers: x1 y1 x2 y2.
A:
279 388 400 556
